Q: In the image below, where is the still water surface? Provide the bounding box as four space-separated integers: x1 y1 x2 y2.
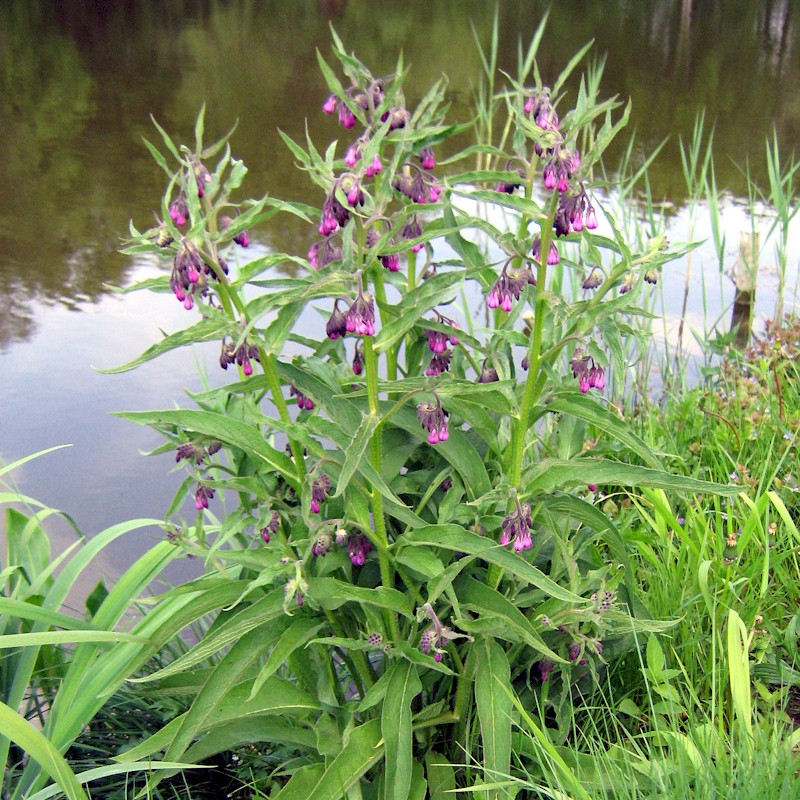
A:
1 0 799 584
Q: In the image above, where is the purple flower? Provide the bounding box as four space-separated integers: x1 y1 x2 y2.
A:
570 349 606 393
352 345 364 375
582 268 603 291
425 349 452 377
478 360 499 383
417 395 449 445
309 472 331 514
171 240 206 309
500 500 533 552
345 285 376 337
169 192 189 228
261 510 279 543
346 531 372 566
365 154 382 177
323 94 337 115
531 235 559 266
419 146 435 170
219 338 260 376
311 530 332 557
538 659 554 682
401 214 425 252
289 384 315 411
487 264 534 312
194 484 215 510
326 300 348 340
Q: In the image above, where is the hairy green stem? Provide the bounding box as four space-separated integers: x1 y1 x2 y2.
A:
261 351 306 484
363 335 401 642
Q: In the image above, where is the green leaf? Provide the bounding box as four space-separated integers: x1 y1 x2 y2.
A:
97 317 230 373
456 577 563 662
0 701 89 800
382 662 422 800
403 526 584 603
475 639 513 800
0 630 143 648
333 412 378 498
374 269 465 354
425 751 456 800
134 590 287 682
545 394 662 469
306 578 413 617
523 458 741 496
277 719 383 800
114 409 299 491
248 618 324 700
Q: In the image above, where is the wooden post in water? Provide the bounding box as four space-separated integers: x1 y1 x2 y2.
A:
730 230 759 349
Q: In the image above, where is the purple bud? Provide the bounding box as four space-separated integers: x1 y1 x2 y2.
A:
323 94 336 114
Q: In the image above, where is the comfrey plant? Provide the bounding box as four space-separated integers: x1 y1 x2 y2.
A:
109 31 735 800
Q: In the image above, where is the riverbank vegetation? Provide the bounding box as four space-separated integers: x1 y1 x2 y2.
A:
2 17 799 800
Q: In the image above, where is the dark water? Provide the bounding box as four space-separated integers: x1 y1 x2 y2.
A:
1 0 798 583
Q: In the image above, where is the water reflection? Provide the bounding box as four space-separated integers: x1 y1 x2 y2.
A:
1 0 799 563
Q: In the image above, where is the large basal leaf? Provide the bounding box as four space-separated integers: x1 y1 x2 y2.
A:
475 639 513 800
382 661 422 800
524 458 742 497
401 526 584 603
134 589 286 682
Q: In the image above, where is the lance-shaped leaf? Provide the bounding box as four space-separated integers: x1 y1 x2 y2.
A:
403 525 584 603
475 639 513 800
383 662 422 800
275 719 383 800
545 394 662 470
97 317 230 374
306 577 413 617
456 577 564 662
524 458 742 497
114 409 299 491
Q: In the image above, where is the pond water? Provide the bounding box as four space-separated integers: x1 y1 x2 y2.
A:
1 0 799 586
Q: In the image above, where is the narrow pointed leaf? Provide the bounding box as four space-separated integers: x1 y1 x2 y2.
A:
383 662 422 800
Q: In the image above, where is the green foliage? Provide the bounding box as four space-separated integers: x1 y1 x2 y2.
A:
98 24 749 799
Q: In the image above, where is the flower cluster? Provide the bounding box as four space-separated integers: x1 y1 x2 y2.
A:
345 283 376 336
194 484 215 510
582 268 603 291
417 603 470 663
219 337 260 376
289 383 315 411
554 185 598 236
424 313 460 376
220 214 250 247
175 440 222 465
570 349 606 393
488 262 536 312
310 472 331 514
500 500 533 552
261 509 280 543
170 240 205 310
417 395 449 445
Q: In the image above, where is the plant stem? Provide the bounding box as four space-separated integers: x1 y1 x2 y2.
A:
511 191 559 488
261 351 306 484
363 335 400 643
